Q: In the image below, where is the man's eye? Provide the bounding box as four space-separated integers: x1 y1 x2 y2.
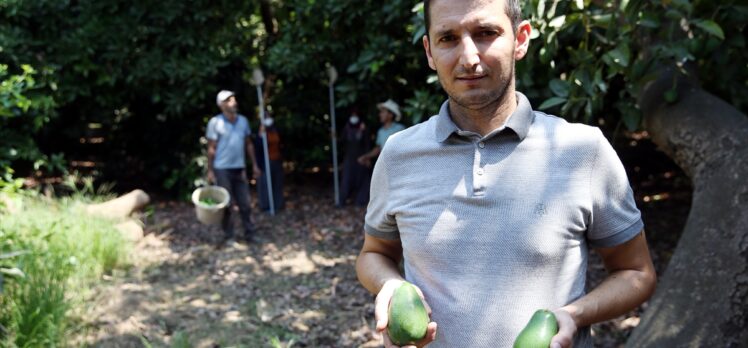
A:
438 35 456 43
477 30 498 38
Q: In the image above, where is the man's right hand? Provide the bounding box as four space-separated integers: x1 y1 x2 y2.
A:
207 170 215 184
358 155 372 167
375 279 438 348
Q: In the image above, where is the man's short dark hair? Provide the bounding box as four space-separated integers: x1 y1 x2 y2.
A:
424 0 522 38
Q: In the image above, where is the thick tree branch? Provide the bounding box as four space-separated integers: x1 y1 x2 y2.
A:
626 70 748 347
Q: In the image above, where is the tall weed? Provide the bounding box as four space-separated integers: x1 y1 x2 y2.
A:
0 194 130 347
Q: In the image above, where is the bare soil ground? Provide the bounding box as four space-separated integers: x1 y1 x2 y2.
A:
74 151 690 347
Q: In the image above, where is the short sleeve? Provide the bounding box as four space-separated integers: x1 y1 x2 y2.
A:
206 118 218 141
243 116 251 136
587 130 644 248
375 129 386 148
364 148 400 240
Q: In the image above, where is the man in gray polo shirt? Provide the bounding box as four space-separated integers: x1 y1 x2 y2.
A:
355 1 657 347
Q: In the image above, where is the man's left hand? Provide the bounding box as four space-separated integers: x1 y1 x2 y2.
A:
550 308 577 348
252 165 262 179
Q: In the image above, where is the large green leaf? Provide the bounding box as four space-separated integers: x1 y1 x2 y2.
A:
549 15 566 28
538 97 567 110
620 105 642 131
549 79 570 98
605 44 631 68
692 19 725 40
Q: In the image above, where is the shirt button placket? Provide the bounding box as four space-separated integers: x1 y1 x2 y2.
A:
473 140 486 196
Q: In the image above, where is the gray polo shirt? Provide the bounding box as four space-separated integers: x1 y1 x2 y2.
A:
365 92 643 347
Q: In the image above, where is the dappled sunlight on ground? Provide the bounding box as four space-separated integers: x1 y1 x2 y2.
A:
73 187 380 347
72 160 689 347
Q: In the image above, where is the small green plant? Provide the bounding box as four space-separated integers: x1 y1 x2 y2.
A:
269 335 297 348
171 331 192 348
5 255 69 347
0 193 130 346
140 331 192 348
61 172 116 203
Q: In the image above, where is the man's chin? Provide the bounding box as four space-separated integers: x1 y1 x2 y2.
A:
449 91 500 110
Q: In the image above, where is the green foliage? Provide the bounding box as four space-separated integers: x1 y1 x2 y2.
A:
170 331 192 348
0 195 130 347
0 64 56 177
140 330 192 348
403 88 443 124
261 0 440 168
519 0 747 131
1 0 262 192
2 0 746 194
163 152 207 200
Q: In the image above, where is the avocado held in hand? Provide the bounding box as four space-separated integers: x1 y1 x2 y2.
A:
513 309 559 348
388 282 429 346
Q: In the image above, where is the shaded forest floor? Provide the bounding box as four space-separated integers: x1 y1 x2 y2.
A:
72 140 692 348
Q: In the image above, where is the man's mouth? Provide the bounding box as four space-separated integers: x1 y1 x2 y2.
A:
457 75 486 81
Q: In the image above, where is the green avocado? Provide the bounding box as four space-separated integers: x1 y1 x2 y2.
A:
387 282 429 346
513 309 559 348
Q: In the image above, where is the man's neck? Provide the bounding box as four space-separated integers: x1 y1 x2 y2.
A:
382 120 394 129
448 90 517 137
223 111 237 122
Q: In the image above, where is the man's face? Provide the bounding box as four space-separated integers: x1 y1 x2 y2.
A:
423 0 530 111
221 96 238 113
378 108 393 124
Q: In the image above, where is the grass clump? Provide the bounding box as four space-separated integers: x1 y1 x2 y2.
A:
0 192 130 347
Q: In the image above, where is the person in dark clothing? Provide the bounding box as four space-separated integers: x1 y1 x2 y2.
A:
254 114 285 212
339 110 372 206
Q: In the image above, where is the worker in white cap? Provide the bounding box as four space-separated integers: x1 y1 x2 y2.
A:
205 90 262 244
357 99 406 167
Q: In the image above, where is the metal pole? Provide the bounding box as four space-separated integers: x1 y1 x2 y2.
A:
255 85 275 216
329 84 340 206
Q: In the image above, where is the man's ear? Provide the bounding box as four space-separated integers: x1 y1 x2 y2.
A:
423 35 436 70
514 20 532 60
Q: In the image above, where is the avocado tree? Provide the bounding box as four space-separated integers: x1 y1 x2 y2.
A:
1 0 267 193
517 0 747 346
0 64 57 179
1 0 442 195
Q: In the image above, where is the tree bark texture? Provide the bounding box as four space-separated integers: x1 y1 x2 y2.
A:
626 71 748 347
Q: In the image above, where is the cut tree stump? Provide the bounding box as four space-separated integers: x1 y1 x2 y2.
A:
115 220 144 242
85 189 150 219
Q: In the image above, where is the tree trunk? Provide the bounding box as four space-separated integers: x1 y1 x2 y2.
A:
626 71 748 347
259 0 278 42
259 0 278 105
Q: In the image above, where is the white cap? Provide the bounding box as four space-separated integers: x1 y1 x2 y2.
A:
377 99 402 122
216 90 235 106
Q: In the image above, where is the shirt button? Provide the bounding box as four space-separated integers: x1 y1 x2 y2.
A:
478 142 485 148
477 168 484 175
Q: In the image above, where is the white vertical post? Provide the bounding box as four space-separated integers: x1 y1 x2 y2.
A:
251 68 275 216
327 66 340 206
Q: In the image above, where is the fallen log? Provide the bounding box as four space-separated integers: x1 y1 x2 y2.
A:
85 189 150 219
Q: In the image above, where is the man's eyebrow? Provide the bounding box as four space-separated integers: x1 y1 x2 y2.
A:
476 23 501 29
433 28 454 37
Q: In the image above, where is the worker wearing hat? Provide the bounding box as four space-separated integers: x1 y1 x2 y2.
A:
357 99 406 167
206 90 262 244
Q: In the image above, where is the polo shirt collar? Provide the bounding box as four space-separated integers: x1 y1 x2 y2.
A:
434 92 535 142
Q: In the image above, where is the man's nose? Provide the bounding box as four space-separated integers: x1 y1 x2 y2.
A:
458 35 480 69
